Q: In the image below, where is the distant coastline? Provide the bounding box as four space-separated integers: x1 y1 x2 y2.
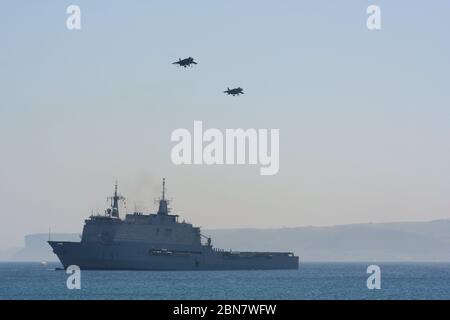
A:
2 219 449 262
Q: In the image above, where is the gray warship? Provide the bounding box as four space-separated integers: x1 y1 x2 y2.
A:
48 179 299 270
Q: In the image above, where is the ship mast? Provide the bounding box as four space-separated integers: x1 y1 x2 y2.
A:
157 178 170 215
108 181 125 218
162 178 166 201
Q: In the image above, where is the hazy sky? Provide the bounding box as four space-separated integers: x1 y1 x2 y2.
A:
1 1 449 249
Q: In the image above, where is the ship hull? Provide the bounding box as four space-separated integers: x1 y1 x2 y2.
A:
48 241 299 271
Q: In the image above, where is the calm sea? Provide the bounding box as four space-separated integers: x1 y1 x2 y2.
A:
0 262 449 300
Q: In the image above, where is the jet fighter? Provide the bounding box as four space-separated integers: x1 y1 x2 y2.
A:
172 57 197 68
224 87 244 96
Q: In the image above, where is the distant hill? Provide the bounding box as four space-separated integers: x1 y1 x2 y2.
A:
11 233 80 262
207 220 450 262
2 220 450 262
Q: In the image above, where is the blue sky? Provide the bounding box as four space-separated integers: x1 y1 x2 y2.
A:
0 1 449 248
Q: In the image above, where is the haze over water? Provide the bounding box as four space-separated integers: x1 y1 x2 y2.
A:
1 262 450 300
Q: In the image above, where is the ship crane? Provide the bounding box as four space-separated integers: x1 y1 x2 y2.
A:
201 234 212 246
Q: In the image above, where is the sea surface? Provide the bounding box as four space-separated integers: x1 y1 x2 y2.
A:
0 262 449 300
